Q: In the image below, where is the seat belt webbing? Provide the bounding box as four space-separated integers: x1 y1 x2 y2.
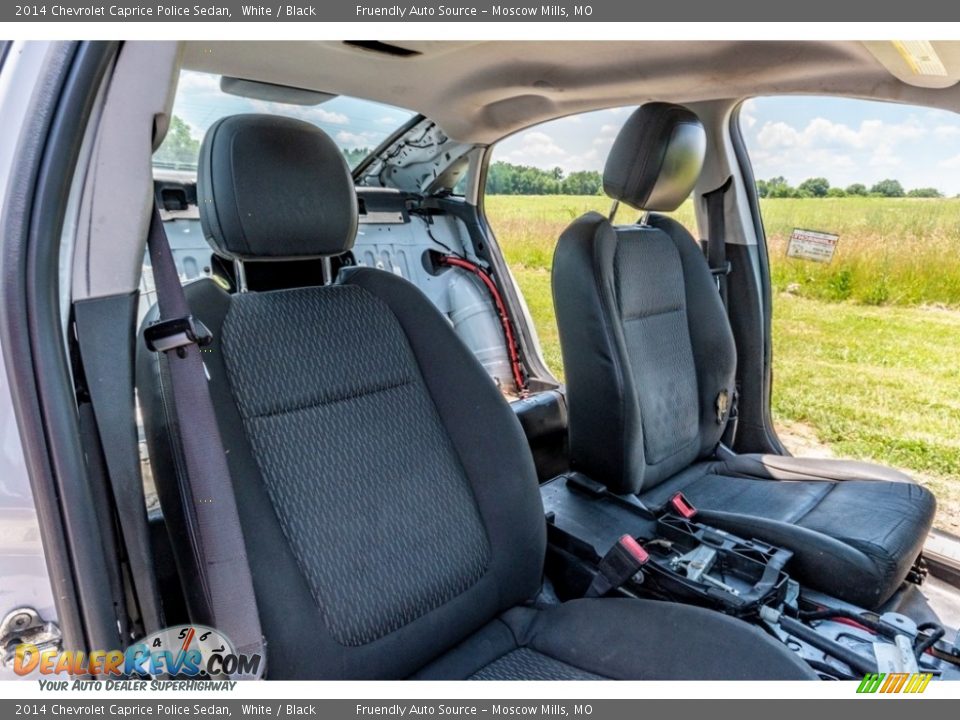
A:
703 176 733 308
702 177 739 448
145 206 265 676
73 296 164 638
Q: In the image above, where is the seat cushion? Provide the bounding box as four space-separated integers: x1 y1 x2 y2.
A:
414 598 816 680
641 455 937 608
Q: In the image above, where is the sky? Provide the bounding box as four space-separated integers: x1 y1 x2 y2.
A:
165 70 960 195
161 70 414 165
494 96 960 196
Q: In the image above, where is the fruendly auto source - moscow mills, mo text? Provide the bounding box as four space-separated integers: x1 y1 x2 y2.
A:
14 3 593 18
354 4 593 18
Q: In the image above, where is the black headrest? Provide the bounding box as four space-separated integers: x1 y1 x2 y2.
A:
603 103 706 212
198 114 358 260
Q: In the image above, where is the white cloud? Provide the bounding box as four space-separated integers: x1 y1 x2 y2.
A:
589 123 620 151
489 98 960 194
305 107 350 125
509 131 566 159
756 121 801 149
750 115 928 180
177 71 220 92
238 98 351 128
934 125 960 139
756 116 924 152
752 147 856 173
336 130 376 146
498 129 608 173
740 99 758 129
869 147 902 168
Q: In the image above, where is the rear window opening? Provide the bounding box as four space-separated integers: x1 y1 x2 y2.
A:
153 70 416 172
148 71 529 402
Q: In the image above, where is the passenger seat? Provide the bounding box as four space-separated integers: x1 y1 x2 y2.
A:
552 102 936 609
137 114 815 679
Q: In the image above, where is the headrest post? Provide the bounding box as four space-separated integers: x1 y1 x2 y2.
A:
234 258 248 293
608 199 620 223
321 256 334 286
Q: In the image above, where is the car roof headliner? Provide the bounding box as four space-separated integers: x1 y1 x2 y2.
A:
180 41 960 144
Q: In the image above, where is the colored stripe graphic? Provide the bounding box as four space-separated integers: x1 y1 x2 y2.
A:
858 672 932 694
857 673 885 693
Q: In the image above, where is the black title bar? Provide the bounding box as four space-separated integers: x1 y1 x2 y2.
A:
6 0 960 22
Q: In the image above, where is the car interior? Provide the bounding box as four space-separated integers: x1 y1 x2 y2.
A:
9 40 960 680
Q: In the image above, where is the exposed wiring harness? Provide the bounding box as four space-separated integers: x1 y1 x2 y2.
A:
408 207 528 395
915 622 946 658
798 608 897 639
438 254 528 396
798 606 947 662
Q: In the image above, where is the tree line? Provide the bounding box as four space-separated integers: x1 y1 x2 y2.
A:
486 161 603 195
483 161 948 199
756 176 944 199
152 118 948 200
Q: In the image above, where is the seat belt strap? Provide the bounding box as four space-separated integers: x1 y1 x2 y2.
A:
144 206 265 677
703 176 734 308
74 295 164 637
702 177 740 449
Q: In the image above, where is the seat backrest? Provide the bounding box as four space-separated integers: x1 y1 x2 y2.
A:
138 114 545 678
552 103 737 496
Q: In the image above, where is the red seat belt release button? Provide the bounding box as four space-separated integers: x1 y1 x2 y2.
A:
670 492 698 519
585 534 649 597
617 534 650 565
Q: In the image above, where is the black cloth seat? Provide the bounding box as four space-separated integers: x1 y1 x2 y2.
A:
552 103 935 609
641 457 934 608
137 113 814 679
416 598 808 680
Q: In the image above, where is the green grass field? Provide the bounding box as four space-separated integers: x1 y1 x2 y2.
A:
485 195 960 534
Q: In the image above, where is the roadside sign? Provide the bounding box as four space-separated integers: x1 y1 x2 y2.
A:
786 228 839 263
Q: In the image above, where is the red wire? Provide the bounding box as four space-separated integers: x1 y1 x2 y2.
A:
829 616 877 634
810 612 938 657
439 255 527 395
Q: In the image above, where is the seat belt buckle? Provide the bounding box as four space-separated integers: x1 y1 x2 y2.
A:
669 492 698 520
144 315 213 354
585 534 649 597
